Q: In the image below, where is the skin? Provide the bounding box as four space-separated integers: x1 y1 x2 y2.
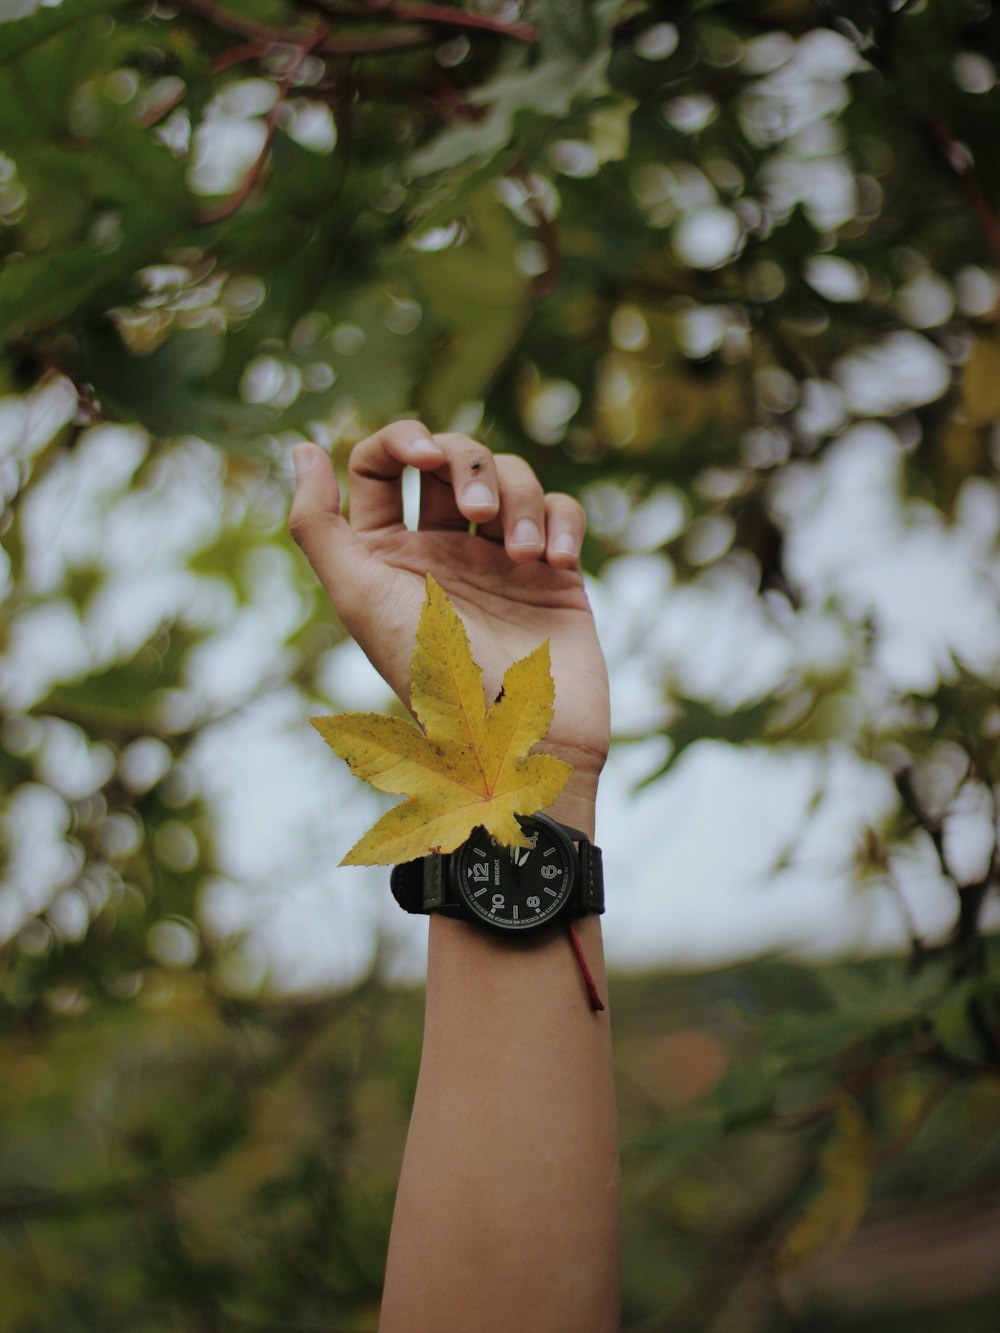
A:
290 421 620 1333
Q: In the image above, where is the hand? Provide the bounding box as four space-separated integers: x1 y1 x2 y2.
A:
288 421 610 806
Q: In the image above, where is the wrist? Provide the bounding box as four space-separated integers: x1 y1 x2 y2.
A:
535 742 602 842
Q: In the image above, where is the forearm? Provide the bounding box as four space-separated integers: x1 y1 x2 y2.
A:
289 426 617 1327
379 786 620 1333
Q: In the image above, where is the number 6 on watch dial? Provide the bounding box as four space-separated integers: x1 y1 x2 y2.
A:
452 815 576 933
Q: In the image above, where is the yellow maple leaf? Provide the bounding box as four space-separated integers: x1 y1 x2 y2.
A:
310 574 573 866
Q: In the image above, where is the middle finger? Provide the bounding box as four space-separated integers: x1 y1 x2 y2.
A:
418 433 501 530
477 454 548 562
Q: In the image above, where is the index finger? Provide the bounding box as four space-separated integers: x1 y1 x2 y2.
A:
347 419 444 532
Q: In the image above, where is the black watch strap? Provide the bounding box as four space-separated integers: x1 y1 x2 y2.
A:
390 824 604 917
577 840 605 915
390 854 445 915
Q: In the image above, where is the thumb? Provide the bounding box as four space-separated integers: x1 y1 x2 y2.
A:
289 443 373 617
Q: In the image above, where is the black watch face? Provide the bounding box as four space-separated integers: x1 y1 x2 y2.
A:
451 817 575 933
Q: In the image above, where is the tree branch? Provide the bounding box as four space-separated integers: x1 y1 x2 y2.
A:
877 1074 953 1163
894 764 951 885
776 1036 938 1131
923 118 1000 269
174 0 298 46
176 0 537 55
195 24 332 225
509 163 562 299
303 0 539 44
176 0 433 54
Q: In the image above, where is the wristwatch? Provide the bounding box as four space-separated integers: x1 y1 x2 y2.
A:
390 812 604 936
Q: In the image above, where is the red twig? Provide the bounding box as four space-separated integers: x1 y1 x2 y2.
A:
178 2 424 66
177 0 536 54
210 41 273 74
195 106 281 224
322 30 432 52
315 0 539 43
175 0 292 46
196 25 331 225
373 1 537 43
924 118 1000 268
138 86 187 128
177 0 430 53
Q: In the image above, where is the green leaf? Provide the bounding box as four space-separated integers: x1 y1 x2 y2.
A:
637 699 774 784
79 325 272 442
405 192 530 422
962 329 1000 425
40 624 204 734
0 116 194 339
776 1103 875 1273
534 0 604 61
633 1113 724 1187
409 43 612 178
588 96 637 164
0 0 122 65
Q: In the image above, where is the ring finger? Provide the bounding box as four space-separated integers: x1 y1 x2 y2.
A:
478 454 548 563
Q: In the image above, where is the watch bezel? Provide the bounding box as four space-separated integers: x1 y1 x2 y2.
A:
448 813 579 935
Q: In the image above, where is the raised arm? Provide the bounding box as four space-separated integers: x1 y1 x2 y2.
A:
289 422 620 1333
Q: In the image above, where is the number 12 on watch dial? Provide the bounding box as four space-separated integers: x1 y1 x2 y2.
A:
452 817 575 933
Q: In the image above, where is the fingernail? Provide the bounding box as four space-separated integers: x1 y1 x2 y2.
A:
292 443 313 484
551 533 578 558
464 482 496 511
510 518 542 548
409 436 442 459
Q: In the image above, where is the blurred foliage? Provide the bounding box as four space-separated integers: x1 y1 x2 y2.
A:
1 0 1000 1327
3 958 1000 1331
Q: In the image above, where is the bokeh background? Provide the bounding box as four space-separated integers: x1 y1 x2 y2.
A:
2 1 1000 1329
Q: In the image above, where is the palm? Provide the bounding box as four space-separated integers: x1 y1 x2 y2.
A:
357 529 610 769
290 429 612 772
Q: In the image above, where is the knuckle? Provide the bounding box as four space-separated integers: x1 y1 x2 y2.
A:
494 451 532 473
434 436 498 483
385 417 429 445
347 437 375 474
287 502 313 549
349 419 428 473
548 491 585 522
495 454 540 490
432 431 472 445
